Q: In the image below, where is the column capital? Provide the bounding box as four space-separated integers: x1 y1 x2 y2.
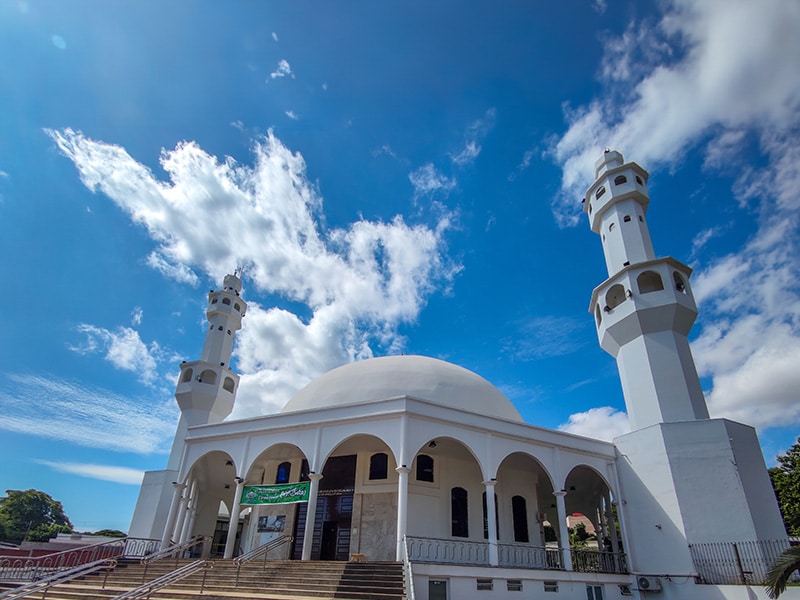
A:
553 490 567 498
308 473 324 482
396 466 412 475
172 481 187 490
482 479 497 488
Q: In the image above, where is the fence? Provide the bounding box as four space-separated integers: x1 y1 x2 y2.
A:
689 539 791 585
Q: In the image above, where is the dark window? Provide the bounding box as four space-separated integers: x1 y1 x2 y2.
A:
635 175 644 185
300 459 310 482
416 454 434 482
369 453 388 480
623 215 632 222
222 297 231 305
476 578 493 591
507 580 523 592
181 368 193 383
674 271 688 293
276 461 291 484
223 377 235 393
637 271 664 294
512 496 529 542
605 284 627 310
614 175 628 186
211 297 218 304
595 186 606 199
234 303 241 311
451 487 469 537
482 492 499 540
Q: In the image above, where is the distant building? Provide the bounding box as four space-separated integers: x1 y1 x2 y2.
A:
129 152 790 599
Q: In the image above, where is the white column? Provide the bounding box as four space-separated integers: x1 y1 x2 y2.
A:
160 482 186 550
301 473 323 560
223 478 246 559
484 481 498 566
395 466 411 561
553 491 573 571
173 492 190 545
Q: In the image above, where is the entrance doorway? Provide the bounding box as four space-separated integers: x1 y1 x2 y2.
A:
320 520 338 560
429 579 448 600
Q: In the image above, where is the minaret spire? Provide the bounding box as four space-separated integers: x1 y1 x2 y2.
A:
166 272 247 469
584 150 709 430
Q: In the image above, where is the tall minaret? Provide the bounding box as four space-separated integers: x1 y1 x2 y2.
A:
584 150 709 430
166 271 247 470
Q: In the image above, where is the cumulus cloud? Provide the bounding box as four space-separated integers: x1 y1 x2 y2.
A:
270 59 293 79
0 374 176 454
558 406 630 442
35 460 144 485
552 0 800 434
47 128 457 418
69 324 161 385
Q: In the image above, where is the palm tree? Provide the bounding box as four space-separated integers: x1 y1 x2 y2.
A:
765 546 800 599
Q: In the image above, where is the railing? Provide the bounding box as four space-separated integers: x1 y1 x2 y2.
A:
111 559 213 600
401 537 416 600
233 536 293 585
690 539 792 585
498 543 563 570
140 536 208 581
0 538 125 582
0 559 116 600
121 538 161 559
570 548 628 574
406 536 489 566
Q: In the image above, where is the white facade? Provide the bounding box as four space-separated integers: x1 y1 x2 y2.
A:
128 152 794 600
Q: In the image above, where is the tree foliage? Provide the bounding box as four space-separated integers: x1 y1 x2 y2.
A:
0 489 73 544
765 545 800 599
769 437 800 536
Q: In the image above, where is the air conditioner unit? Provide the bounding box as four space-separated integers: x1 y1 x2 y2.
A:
635 576 662 592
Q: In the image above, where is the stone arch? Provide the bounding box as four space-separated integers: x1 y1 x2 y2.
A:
199 369 217 385
495 452 558 553
637 270 664 294
562 465 622 560
605 284 627 310
181 450 238 556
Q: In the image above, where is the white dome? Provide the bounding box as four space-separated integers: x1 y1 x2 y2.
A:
282 355 523 421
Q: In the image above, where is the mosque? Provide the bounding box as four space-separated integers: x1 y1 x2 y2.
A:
128 151 790 599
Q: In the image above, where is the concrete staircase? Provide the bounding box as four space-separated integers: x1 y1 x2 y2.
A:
24 558 406 600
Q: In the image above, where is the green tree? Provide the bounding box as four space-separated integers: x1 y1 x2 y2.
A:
90 529 126 538
765 546 800 599
0 489 73 544
769 437 800 535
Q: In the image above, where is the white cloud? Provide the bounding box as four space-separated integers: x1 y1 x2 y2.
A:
558 406 630 442
450 108 496 166
285 110 299 120
0 374 177 453
69 324 160 385
48 128 457 418
504 315 588 360
550 0 800 432
270 59 293 79
35 460 144 485
131 306 143 326
271 32 278 42
409 163 456 199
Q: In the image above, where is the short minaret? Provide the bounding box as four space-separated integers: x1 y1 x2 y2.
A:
166 272 247 470
584 150 709 431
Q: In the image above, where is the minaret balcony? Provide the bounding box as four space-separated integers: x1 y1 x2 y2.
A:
176 360 240 398
589 257 698 356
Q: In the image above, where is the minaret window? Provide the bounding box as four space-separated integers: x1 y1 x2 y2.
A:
222 298 231 306
595 304 602 326
623 215 632 223
451 487 469 537
234 303 241 312
223 377 235 393
637 271 664 294
199 369 217 385
595 186 606 199
369 453 388 480
605 284 627 310
673 271 688 293
614 175 628 186
181 368 193 383
635 175 643 185
609 223 615 231
211 298 218 304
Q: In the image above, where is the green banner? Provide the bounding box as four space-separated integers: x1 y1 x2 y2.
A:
240 482 310 505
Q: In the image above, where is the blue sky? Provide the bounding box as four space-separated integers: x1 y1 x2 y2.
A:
1 0 799 533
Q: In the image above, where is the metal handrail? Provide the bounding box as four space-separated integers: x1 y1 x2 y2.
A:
402 536 416 600
0 558 116 600
111 559 213 600
140 536 208 581
233 536 292 585
0 538 125 581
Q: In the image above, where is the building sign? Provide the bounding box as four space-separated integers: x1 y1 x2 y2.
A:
240 482 310 505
